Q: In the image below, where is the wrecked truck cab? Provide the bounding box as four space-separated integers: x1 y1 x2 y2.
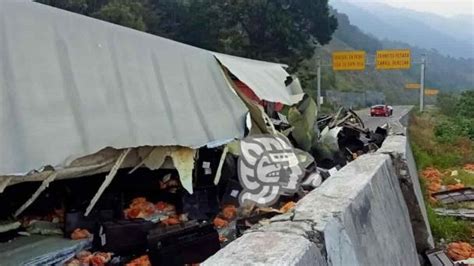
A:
312 108 388 169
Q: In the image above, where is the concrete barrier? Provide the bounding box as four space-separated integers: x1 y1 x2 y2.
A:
204 232 326 266
377 135 434 253
204 109 431 266
376 108 434 253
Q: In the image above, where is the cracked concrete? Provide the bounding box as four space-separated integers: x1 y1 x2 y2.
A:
377 133 434 253
205 154 420 266
202 231 327 266
292 154 419 266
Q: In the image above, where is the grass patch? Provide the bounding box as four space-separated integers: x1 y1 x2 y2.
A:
458 170 474 187
443 170 474 187
409 111 473 169
427 206 472 243
409 108 474 245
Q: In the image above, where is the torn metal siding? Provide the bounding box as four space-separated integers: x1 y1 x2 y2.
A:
213 53 304 105
0 1 247 175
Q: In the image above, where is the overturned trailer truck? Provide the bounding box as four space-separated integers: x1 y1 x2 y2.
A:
0 1 310 265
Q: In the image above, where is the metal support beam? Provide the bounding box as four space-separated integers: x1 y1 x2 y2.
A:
316 56 322 109
419 54 426 112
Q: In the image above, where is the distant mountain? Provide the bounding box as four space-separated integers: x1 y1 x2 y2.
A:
297 8 473 106
330 0 474 59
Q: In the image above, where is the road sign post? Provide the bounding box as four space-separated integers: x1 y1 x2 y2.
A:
420 55 426 112
316 56 321 109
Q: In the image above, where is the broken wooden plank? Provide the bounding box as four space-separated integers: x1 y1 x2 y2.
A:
426 248 454 266
432 187 474 204
85 148 131 216
214 146 229 185
433 208 474 220
14 172 58 217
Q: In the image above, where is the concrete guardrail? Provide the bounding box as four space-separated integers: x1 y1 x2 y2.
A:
204 110 434 266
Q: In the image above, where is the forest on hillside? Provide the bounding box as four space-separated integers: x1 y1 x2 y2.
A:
301 10 474 104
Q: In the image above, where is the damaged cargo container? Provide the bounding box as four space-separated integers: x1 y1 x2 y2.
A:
0 1 389 265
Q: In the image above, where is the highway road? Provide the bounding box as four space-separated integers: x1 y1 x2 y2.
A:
356 106 413 131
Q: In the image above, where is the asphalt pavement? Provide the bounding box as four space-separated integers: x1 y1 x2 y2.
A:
355 106 413 131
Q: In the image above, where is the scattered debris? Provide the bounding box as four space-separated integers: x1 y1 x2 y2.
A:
0 104 386 264
222 205 237 220
426 248 454 266
218 235 228 243
70 228 91 240
126 255 151 266
447 242 474 261
147 221 220 265
464 164 474 174
100 219 154 254
455 258 474 265
279 201 296 213
422 167 443 198
421 167 469 204
432 187 474 205
434 208 474 220
213 217 229 229
0 221 21 233
0 235 92 265
313 107 382 169
27 221 63 236
123 197 177 223
64 250 113 266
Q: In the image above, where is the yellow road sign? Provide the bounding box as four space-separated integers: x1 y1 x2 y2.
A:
405 83 421 89
376 49 411 70
332 51 366 71
425 89 439 96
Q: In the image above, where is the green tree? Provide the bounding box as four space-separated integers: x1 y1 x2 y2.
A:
214 0 338 66
436 93 459 117
36 0 89 13
457 90 474 118
36 0 338 68
92 1 153 31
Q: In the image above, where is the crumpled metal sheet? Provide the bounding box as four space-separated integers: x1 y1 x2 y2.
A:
0 1 247 176
126 146 198 194
433 208 474 219
318 126 343 159
214 52 304 105
0 235 92 266
169 147 197 194
287 96 317 151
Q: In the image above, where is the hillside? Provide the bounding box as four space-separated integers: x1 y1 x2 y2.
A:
298 9 474 106
331 0 474 59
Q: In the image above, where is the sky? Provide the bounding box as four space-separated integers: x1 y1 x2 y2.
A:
341 0 474 17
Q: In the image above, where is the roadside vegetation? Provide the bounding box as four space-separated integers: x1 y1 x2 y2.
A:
409 91 473 248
